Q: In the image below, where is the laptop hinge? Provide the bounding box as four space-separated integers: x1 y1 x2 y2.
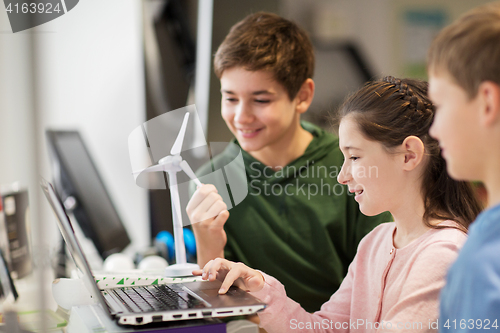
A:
102 290 126 315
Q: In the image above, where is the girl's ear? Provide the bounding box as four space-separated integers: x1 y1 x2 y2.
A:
401 136 425 171
295 78 315 114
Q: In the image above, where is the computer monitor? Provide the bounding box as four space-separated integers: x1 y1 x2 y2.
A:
45 130 131 259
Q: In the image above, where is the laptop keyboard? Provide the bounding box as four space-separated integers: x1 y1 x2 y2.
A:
110 285 206 313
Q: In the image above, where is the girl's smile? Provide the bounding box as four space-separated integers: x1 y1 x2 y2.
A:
337 116 405 217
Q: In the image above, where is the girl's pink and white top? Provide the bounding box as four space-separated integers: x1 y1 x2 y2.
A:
251 221 466 333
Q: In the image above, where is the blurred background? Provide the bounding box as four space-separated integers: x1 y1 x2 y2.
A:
0 0 494 324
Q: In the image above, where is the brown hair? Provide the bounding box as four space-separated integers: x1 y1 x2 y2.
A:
337 77 482 232
214 12 315 100
427 2 500 98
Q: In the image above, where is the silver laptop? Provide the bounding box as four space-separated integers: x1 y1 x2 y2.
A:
40 178 266 326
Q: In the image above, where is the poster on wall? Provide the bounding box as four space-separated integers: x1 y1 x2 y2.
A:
401 9 446 79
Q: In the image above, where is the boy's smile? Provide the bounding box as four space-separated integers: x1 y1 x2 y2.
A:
220 67 312 167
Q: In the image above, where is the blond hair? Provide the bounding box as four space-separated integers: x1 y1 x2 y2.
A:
428 2 500 98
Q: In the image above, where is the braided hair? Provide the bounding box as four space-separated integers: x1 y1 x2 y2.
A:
336 76 482 232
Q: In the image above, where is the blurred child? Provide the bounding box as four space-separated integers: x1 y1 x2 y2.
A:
195 77 482 333
427 2 500 331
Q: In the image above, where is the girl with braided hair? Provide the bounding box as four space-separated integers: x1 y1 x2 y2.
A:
193 77 482 333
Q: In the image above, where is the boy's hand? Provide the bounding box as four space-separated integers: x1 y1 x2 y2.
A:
186 184 229 267
193 258 265 294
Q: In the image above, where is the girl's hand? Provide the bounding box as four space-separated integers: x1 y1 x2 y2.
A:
192 258 265 294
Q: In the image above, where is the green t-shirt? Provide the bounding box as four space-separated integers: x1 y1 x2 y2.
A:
196 121 391 312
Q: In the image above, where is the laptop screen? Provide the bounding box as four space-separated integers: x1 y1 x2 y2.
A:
40 178 111 317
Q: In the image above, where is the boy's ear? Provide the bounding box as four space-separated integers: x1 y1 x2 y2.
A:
295 78 315 114
401 136 425 171
478 81 500 127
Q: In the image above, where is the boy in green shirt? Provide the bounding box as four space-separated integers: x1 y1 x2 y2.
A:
186 12 390 312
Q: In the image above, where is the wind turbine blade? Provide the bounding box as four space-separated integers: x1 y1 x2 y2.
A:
167 171 187 265
132 163 164 175
180 160 202 187
170 112 190 156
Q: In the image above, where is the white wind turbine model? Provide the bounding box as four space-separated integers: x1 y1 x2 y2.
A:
133 112 201 276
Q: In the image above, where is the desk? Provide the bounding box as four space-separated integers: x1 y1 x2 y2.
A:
0 268 65 332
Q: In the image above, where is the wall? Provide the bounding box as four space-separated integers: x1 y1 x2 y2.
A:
0 0 38 223
35 0 149 254
281 0 496 81
0 0 148 264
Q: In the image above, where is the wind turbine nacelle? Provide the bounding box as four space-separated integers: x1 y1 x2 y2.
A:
158 155 182 170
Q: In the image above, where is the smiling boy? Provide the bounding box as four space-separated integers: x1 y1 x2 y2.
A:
186 12 390 312
427 2 500 331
